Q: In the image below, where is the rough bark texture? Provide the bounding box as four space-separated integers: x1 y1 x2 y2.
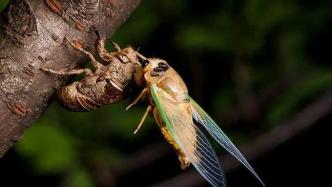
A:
0 0 141 157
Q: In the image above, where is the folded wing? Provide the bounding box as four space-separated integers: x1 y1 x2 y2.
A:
151 85 226 187
190 98 265 186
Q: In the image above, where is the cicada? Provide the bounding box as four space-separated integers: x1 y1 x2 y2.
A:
128 58 265 187
42 32 264 186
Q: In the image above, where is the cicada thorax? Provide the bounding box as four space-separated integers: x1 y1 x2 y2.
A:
156 77 190 103
147 65 190 106
143 59 188 95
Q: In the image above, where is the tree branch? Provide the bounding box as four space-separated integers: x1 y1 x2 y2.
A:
0 0 141 157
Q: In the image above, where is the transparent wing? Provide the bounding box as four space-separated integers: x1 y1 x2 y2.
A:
190 98 265 186
151 85 226 187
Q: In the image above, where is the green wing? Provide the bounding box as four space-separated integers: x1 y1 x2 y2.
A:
151 85 226 187
190 98 265 186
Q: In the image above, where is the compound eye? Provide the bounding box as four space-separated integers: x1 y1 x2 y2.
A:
157 62 169 71
158 62 168 68
153 67 164 72
150 62 169 77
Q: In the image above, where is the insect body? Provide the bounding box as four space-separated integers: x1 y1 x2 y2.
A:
129 59 265 187
43 34 264 187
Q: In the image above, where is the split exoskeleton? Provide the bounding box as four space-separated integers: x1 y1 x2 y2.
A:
42 33 144 111
43 33 265 187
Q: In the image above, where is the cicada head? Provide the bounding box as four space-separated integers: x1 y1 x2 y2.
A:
142 58 170 84
143 58 169 74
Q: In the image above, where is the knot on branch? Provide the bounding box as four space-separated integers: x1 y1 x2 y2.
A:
4 0 37 45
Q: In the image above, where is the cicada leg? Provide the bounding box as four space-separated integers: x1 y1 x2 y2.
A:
127 88 150 134
133 105 152 134
126 88 148 111
95 30 120 62
153 107 190 169
41 67 93 76
65 38 104 71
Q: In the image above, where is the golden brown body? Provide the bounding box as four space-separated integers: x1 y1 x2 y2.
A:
130 59 197 169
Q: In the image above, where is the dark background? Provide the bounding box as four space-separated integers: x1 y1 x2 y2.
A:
1 0 331 187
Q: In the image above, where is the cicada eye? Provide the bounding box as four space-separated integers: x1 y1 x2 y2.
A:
158 62 168 68
157 62 169 71
150 62 169 77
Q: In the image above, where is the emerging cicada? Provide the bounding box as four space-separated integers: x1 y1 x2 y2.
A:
128 57 265 187
43 33 264 187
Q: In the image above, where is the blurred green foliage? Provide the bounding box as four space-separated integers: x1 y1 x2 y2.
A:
65 169 94 187
1 0 332 186
0 0 9 12
267 70 332 124
17 122 76 173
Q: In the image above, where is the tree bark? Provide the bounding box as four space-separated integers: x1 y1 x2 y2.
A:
0 0 141 157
